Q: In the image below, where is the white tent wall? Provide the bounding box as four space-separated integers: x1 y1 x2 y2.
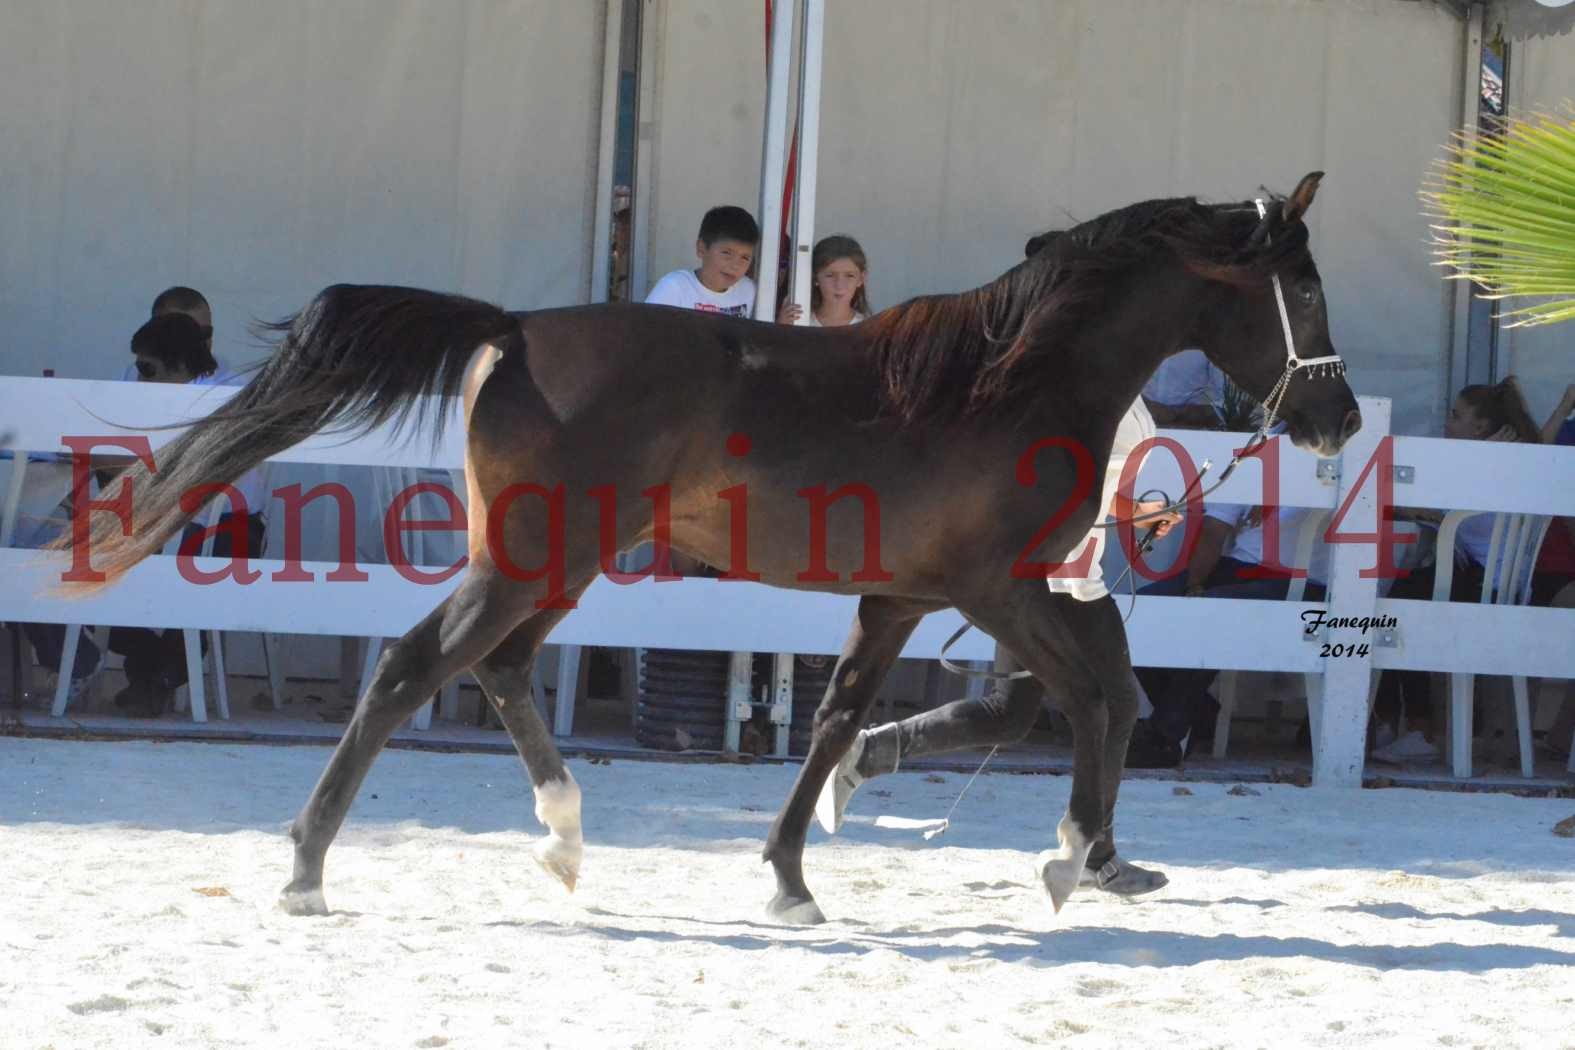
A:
0 0 605 382
1 0 606 682
1502 33 1575 426
643 0 1464 436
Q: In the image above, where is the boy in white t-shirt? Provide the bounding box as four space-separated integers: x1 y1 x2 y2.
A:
644 205 760 317
643 205 759 577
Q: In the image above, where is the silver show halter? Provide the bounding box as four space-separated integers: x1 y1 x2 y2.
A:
1250 196 1345 432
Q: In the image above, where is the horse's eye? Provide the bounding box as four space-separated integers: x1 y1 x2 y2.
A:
1297 284 1320 306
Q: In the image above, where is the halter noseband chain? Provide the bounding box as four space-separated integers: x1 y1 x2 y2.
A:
940 198 1350 683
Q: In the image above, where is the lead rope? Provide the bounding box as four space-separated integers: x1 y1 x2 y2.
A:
919 744 999 841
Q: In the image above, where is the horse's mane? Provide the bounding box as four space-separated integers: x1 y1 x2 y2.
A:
863 195 1310 429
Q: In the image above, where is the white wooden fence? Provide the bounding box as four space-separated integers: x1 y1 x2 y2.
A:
3 378 1573 787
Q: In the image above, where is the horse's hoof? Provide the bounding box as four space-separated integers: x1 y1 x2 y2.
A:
1035 815 1094 915
1035 851 1080 914
532 833 583 893
278 884 329 917
766 893 827 926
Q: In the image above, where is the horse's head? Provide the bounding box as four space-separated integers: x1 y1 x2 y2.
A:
1191 172 1360 456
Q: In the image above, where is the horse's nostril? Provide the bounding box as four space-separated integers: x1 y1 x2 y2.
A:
1341 409 1362 440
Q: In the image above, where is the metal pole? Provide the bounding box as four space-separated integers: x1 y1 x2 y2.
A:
753 0 794 321
789 0 825 323
589 0 624 302
629 0 659 300
1448 2 1486 401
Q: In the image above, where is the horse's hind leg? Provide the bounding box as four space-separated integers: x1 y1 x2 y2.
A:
763 595 937 925
279 565 537 915
467 590 586 892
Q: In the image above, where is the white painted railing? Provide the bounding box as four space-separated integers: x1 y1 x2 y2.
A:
3 379 1573 786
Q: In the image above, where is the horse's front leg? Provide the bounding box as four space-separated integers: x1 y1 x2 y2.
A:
762 595 935 925
1036 685 1107 912
1051 594 1166 899
958 589 1106 913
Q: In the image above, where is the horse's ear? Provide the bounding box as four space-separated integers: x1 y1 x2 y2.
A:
1281 171 1324 225
1025 232 1052 259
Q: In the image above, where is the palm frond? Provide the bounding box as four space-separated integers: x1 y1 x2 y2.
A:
1421 107 1575 327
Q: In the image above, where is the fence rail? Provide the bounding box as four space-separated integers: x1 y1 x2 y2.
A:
4 380 1572 786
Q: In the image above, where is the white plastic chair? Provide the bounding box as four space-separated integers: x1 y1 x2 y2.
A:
1213 510 1331 758
37 462 284 722
1 451 81 711
1431 510 1552 779
178 464 291 721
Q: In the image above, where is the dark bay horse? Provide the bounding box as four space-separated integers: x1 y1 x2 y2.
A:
70 173 1358 923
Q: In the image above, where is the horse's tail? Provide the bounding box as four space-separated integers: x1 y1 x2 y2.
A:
62 283 519 591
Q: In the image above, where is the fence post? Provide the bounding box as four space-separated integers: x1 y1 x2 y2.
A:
1312 395 1390 788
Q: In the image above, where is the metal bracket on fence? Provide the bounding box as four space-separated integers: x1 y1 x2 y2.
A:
771 652 795 757
723 650 754 754
1390 464 1415 485
1302 625 1326 644
1374 626 1400 648
1316 460 1340 484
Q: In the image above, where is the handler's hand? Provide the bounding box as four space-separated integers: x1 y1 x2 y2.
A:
1134 500 1183 538
1486 423 1520 442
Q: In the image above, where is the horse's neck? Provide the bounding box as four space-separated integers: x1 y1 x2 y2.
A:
1041 295 1194 445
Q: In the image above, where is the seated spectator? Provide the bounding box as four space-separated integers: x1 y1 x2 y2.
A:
1534 382 1575 760
1143 348 1228 429
777 234 872 327
1372 377 1571 763
106 312 268 717
151 285 215 340
1532 380 1575 600
1128 492 1330 767
18 286 223 702
117 286 216 381
1538 381 1575 446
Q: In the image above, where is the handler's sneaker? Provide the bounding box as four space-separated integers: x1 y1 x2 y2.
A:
1079 855 1169 896
814 731 867 835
